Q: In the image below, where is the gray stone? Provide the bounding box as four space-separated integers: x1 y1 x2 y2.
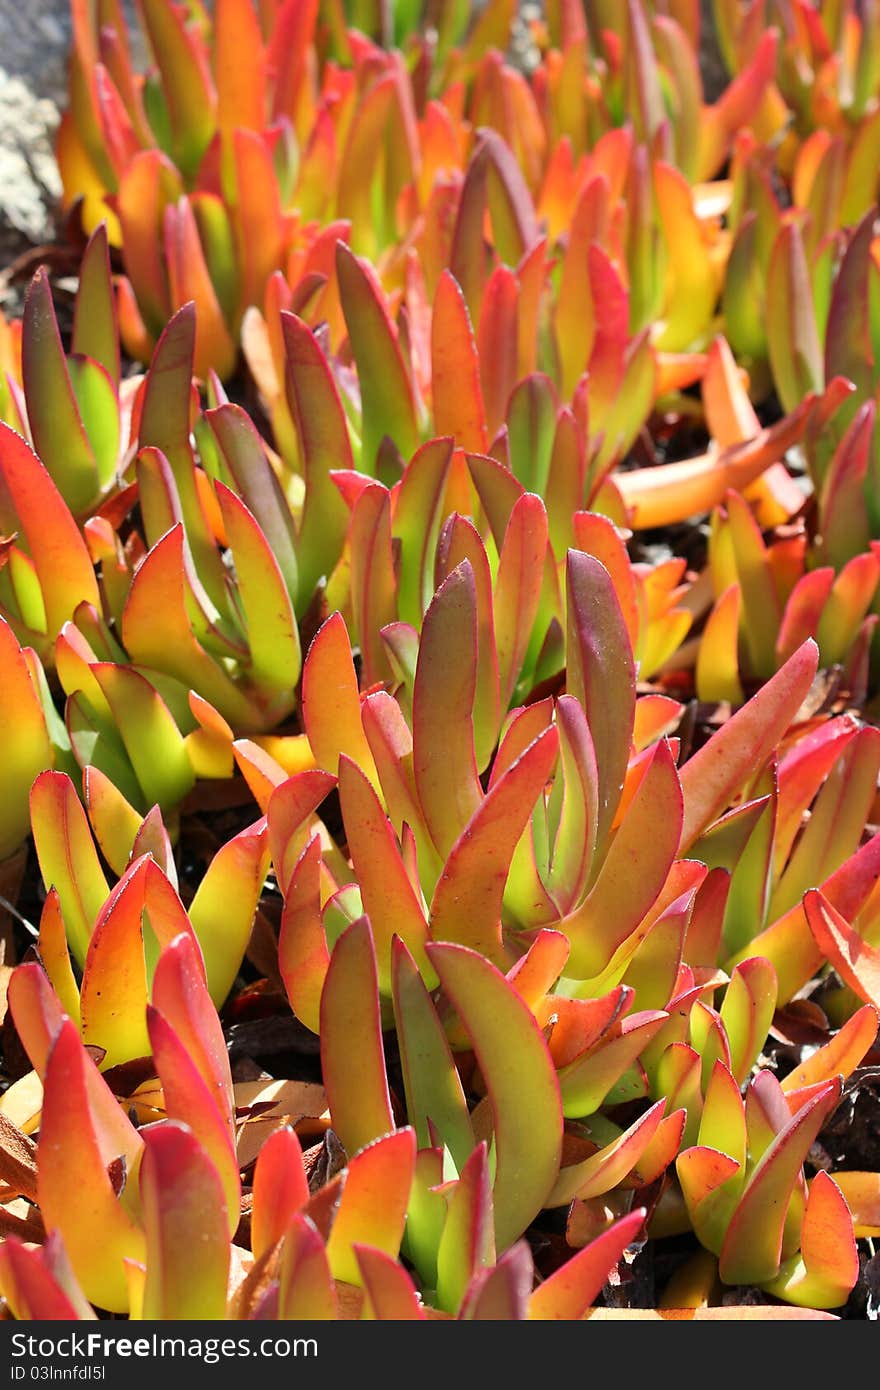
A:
0 0 70 246
0 0 142 251
0 72 63 243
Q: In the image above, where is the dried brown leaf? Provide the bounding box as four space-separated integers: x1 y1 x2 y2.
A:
0 1111 37 1201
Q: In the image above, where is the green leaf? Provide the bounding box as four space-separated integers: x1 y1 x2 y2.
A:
338 756 431 990
565 551 636 858
216 482 301 691
412 562 483 859
336 242 419 472
281 311 354 608
21 269 100 515
320 917 394 1155
391 935 474 1167
429 725 559 965
140 1122 229 1320
427 941 563 1251
719 1079 843 1285
436 1143 495 1315
679 640 819 853
30 771 109 967
559 739 683 980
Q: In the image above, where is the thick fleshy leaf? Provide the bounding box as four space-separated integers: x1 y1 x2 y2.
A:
478 266 519 440
558 1011 668 1119
427 941 563 1250
467 450 525 549
543 695 599 915
281 312 353 606
36 889 81 1025
558 739 683 980
529 1208 646 1319
114 151 178 331
278 835 329 1035
391 935 474 1167
230 128 283 318
494 493 549 707
429 725 558 964
72 222 120 382
138 306 230 607
215 482 301 691
347 482 397 687
205 403 298 599
325 1129 416 1286
121 525 255 730
213 0 265 136
804 890 880 1008
436 1142 496 1316
0 621 53 861
82 764 143 877
616 399 816 530
392 437 454 629
91 663 195 813
232 738 288 814
771 726 880 922
30 770 109 967
139 1121 229 1321
766 222 824 415
251 1126 310 1262
432 270 487 454
459 1242 533 1321
301 612 378 789
825 212 875 399
544 988 632 1073
832 1172 880 1238
6 961 65 1081
356 1245 425 1320
267 769 336 895
773 716 860 873
679 640 818 852
764 1171 859 1310
187 817 270 1005
818 335 874 523
147 1005 241 1241
654 162 716 352
698 28 778 178
565 551 636 855
816 548 880 664
38 1022 145 1313
623 876 700 1013
320 917 394 1155
360 690 437 875
22 269 102 514
338 755 431 988
719 957 778 1085
0 1234 95 1321
433 512 501 774
0 423 100 633
278 1214 337 1320
140 0 216 180
735 817 880 999
79 855 191 1067
548 1100 667 1207
412 562 483 859
336 242 419 471
718 1079 843 1286
781 1005 879 1096
151 931 234 1136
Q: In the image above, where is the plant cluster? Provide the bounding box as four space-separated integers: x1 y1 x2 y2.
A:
0 0 878 1323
